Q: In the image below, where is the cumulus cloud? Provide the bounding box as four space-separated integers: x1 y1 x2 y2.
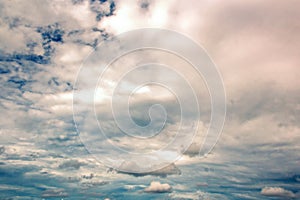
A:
144 181 172 193
261 187 296 198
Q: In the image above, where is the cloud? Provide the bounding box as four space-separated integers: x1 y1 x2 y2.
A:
144 181 172 193
58 159 85 170
148 163 181 177
96 0 300 169
183 143 201 157
0 0 300 199
0 146 5 155
41 189 68 198
169 191 210 200
261 187 296 198
114 163 181 177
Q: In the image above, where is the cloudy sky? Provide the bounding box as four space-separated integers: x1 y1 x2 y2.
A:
0 0 299 199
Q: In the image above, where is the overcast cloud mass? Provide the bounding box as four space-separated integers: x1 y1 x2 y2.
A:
0 0 299 199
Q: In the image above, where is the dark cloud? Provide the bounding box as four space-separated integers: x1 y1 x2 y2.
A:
58 159 85 170
114 163 181 177
139 0 151 10
0 146 4 155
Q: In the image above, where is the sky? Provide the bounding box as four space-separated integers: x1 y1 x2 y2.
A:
0 0 299 199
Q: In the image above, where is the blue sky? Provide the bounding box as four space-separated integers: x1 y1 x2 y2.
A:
0 0 300 199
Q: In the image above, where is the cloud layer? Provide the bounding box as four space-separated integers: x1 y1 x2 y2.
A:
0 0 299 199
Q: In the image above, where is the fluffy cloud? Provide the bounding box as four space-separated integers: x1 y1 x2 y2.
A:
261 187 296 198
144 181 172 193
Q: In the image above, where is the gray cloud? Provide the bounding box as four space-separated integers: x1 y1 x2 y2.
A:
113 163 181 177
58 159 86 170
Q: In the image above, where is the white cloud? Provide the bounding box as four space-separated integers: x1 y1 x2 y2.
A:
0 23 27 53
55 42 92 65
98 0 173 34
169 191 209 200
144 181 172 193
261 187 296 198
